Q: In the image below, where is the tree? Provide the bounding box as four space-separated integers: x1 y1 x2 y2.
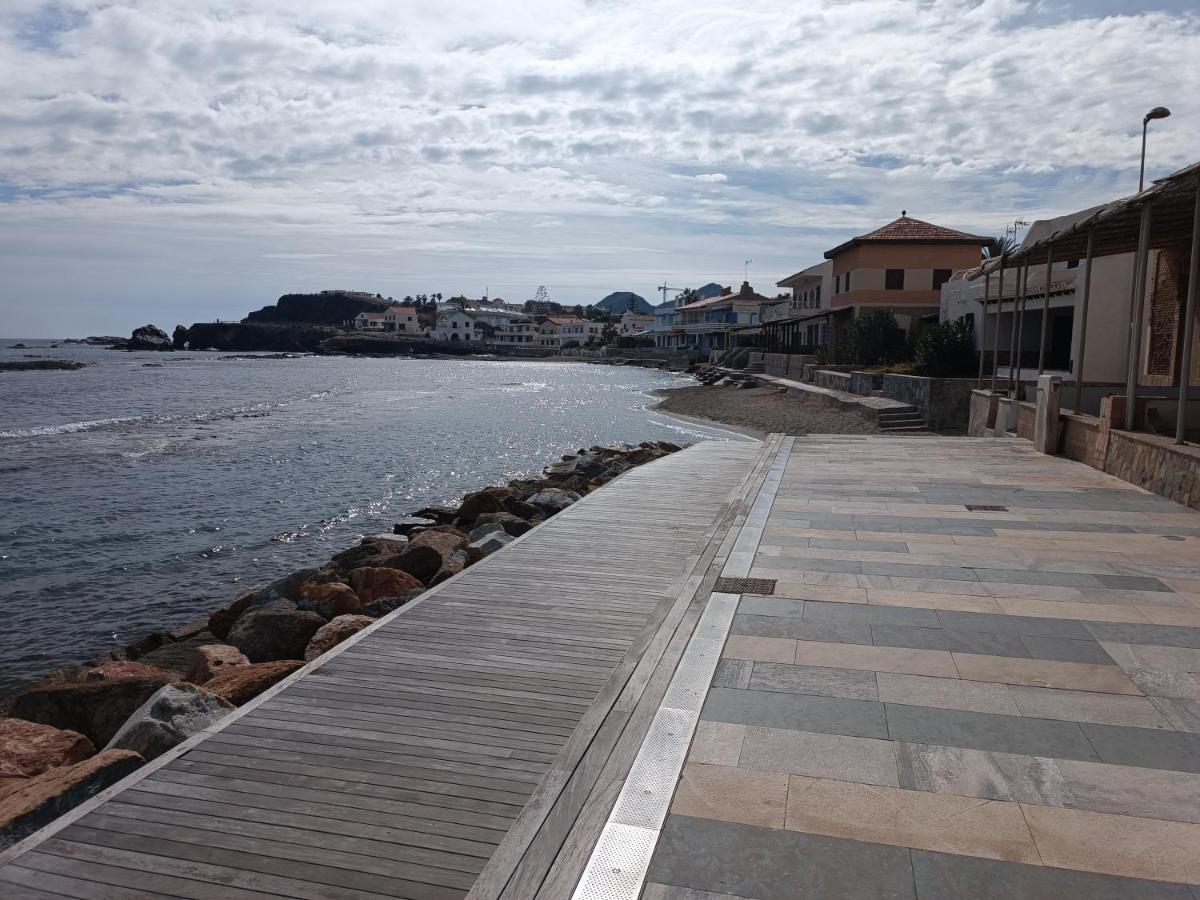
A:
675 287 697 306
983 234 1018 259
915 316 976 377
848 310 909 366
532 285 550 305
601 322 618 345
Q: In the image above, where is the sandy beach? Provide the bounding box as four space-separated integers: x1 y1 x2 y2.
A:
652 384 881 436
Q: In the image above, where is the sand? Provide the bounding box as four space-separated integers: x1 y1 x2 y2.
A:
652 384 881 437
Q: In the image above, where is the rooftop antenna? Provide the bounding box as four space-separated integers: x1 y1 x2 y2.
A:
1004 219 1031 243
744 259 753 283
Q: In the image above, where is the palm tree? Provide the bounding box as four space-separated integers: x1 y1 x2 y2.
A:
982 234 1018 259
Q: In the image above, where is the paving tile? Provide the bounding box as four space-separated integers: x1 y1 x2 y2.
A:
647 815 917 900
973 567 1099 588
861 562 981 582
875 673 1019 716
712 658 753 690
870 624 1030 657
1096 574 1173 592
735 596 805 618
995 597 1151 624
689 721 746 766
1101 641 1200 673
702 688 888 739
1008 685 1171 729
746 662 879 701
722 634 794 664
895 742 1014 800
791 640 959 678
951 653 1141 695
732 614 872 645
642 883 755 900
1017 635 1113 664
739 727 898 786
936 609 1093 639
1150 697 1200 733
911 848 1195 899
671 763 788 829
868 589 1005 614
803 601 940 627
810 538 910 552
1080 723 1200 774
783 775 1040 863
1054 758 1200 824
770 583 868 604
1086 622 1200 649
1023 803 1200 884
884 704 1101 762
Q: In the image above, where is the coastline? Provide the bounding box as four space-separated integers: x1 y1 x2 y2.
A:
646 393 766 441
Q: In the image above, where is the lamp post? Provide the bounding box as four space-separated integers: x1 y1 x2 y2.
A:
1139 106 1171 193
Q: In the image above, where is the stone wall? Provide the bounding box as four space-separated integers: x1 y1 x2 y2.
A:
1017 402 1036 440
850 371 882 395
1104 432 1200 510
968 390 998 437
759 352 814 378
1060 414 1100 464
812 369 853 392
879 374 976 431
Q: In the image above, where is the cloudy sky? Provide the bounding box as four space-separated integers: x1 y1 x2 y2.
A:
1 0 1197 336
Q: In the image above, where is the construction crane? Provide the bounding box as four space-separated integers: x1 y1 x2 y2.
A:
658 282 687 305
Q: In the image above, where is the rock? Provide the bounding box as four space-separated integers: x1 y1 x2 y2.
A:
185 644 250 684
410 528 468 555
377 542 443 583
227 608 325 663
457 488 510 523
7 675 171 747
502 497 542 521
468 522 505 542
527 489 581 514
123 324 174 352
430 549 470 586
105 683 234 762
85 661 170 682
0 718 95 779
208 590 256 641
252 567 333 608
0 749 144 850
359 589 425 618
469 530 514 557
412 505 459 525
475 512 533 537
121 631 169 660
347 567 423 603
657 441 682 452
393 516 436 536
304 615 376 661
296 582 361 619
204 660 305 706
330 537 409 571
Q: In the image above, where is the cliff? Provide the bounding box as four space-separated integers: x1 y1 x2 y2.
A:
178 322 338 352
244 292 391 326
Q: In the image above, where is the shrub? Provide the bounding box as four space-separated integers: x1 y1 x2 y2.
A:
849 310 909 366
915 316 976 377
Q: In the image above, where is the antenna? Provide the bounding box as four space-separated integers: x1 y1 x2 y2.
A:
744 259 753 283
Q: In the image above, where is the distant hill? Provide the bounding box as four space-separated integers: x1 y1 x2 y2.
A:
244 292 391 326
595 291 653 315
694 283 726 300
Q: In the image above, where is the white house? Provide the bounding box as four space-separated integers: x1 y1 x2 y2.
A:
618 311 655 336
353 311 387 330
431 309 483 342
495 318 539 345
383 305 422 334
538 317 588 350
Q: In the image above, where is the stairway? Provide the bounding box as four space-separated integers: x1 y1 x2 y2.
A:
877 405 930 432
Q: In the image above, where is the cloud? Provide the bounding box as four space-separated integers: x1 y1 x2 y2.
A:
0 0 1197 334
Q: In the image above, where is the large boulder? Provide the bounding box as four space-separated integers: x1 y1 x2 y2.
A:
469 530 514 558
185 644 250 684
204 660 305 706
304 615 376 661
123 324 173 351
105 683 234 762
392 516 436 536
0 749 144 849
208 590 255 641
430 549 471 586
330 537 408 572
475 512 534 537
527 489 581 514
227 608 325 663
359 589 425 618
502 497 542 521
377 542 442 583
457 488 510 523
7 675 171 746
296 582 361 619
347 567 423 603
0 718 95 779
85 661 171 682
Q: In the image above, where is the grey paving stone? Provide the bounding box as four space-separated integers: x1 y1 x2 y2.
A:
747 662 879 701
1096 573 1173 592
884 703 1101 762
1086 622 1200 649
870 624 1030 657
810 538 911 553
643 884 758 900
702 688 888 739
911 848 1194 899
754 556 863 574
647 815 916 900
712 658 753 690
1080 723 1200 774
740 727 899 786
732 614 872 645
935 609 1093 639
737 596 806 618
973 567 1099 588
1053 757 1200 824
895 742 1014 800
1150 697 1200 733
802 601 940 628
860 562 980 582
1018 635 1114 664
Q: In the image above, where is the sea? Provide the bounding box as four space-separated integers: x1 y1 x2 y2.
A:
0 341 747 694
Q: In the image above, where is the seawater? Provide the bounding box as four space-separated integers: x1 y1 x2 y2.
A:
0 343 746 693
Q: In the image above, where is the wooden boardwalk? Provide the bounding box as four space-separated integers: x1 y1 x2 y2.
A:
0 440 766 900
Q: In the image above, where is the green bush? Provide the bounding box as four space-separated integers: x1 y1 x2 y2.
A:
914 316 976 377
848 310 909 366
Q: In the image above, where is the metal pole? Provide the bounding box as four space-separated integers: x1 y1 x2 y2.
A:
991 259 1004 392
1038 243 1053 374
1073 228 1095 415
977 271 991 387
1139 120 1149 194
1009 262 1024 394
1176 176 1200 444
1125 201 1154 431
1015 264 1029 397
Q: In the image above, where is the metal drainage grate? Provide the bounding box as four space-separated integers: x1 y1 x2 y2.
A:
965 505 1008 512
715 577 776 595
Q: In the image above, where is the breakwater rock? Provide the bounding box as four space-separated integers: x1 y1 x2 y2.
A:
0 360 86 372
0 438 683 845
175 322 338 352
110 324 174 352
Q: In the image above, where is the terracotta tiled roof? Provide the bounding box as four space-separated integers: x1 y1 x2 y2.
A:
825 215 989 258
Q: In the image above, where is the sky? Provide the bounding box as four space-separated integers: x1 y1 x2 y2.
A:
1 0 1198 337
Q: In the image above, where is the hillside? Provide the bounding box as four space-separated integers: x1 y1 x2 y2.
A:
244 292 391 326
595 291 653 315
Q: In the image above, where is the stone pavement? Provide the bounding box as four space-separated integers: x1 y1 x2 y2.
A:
644 435 1200 899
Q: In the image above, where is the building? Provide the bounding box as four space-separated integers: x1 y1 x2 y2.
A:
650 300 683 349
618 310 655 337
431 309 483 342
352 311 387 330
758 260 835 352
675 282 782 353
494 318 539 345
383 305 421 334
538 317 589 350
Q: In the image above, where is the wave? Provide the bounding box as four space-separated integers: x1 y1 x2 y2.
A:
0 391 337 440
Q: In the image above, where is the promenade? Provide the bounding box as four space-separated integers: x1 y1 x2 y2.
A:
6 434 1200 898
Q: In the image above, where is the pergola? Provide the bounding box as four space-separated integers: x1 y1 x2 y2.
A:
970 161 1200 443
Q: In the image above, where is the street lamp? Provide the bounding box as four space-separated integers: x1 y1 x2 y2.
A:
1139 106 1171 192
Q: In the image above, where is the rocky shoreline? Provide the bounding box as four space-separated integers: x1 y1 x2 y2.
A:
0 439 682 847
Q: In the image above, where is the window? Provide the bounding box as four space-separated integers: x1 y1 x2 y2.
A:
932 269 952 291
1066 259 1079 269
885 269 905 290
